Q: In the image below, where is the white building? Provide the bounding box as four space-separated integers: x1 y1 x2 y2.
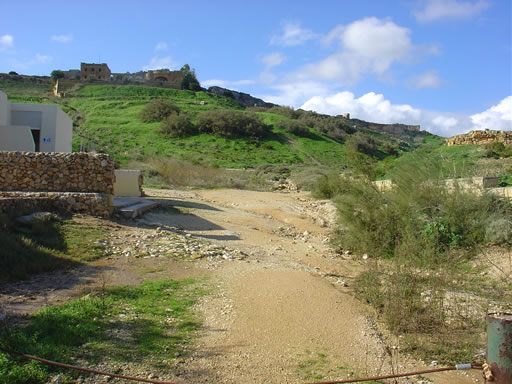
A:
0 90 72 152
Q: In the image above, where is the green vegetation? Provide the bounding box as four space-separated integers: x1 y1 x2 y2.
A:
196 109 270 138
0 215 107 283
0 279 206 384
138 98 180 122
315 153 512 363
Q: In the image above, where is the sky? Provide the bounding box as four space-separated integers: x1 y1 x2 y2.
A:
0 0 511 137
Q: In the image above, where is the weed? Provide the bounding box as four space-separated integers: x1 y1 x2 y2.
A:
0 279 206 383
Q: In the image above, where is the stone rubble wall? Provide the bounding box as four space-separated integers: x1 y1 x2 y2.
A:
445 130 512 146
0 151 115 217
0 152 114 193
0 192 112 217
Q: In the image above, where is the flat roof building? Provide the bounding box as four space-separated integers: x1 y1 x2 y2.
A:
0 90 72 152
80 62 111 81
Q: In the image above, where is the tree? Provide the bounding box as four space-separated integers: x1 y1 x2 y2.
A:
180 64 201 91
51 70 65 82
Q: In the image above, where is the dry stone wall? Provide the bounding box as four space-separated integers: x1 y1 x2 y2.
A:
0 152 115 217
0 152 114 193
445 130 512 146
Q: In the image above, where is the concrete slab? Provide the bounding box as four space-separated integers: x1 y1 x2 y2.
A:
113 197 159 218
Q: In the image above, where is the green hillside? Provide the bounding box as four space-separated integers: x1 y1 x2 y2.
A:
3 80 509 187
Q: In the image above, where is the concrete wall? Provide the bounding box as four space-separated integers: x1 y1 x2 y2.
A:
114 170 143 197
0 125 35 151
10 103 72 152
55 108 73 152
0 91 9 126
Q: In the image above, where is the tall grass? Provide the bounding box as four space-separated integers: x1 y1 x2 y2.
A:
320 153 512 363
143 157 269 190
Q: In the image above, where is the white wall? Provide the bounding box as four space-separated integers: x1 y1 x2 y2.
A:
0 91 9 126
10 103 72 152
0 125 35 151
54 107 73 152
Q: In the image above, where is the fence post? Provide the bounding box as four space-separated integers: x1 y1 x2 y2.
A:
487 313 512 383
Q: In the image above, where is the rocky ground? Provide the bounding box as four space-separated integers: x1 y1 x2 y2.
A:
0 188 484 384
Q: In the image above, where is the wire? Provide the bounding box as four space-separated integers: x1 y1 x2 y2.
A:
0 345 483 384
0 347 176 384
306 363 483 384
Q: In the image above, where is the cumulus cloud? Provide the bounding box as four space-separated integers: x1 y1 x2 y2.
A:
51 34 72 43
259 81 330 106
155 42 168 51
142 56 177 71
271 21 318 46
408 69 442 89
299 90 480 137
301 91 422 123
0 34 13 51
297 17 435 85
414 0 490 22
470 96 512 131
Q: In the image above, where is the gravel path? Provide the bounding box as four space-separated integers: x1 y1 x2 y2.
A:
0 188 482 383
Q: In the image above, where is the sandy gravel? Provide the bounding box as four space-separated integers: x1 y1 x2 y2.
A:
0 188 483 384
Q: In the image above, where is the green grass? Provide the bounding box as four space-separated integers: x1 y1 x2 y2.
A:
0 279 206 384
0 217 107 283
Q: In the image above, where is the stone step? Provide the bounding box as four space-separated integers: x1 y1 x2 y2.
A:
114 197 159 218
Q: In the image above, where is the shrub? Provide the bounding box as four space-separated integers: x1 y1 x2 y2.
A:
196 109 270 138
485 218 512 245
159 114 196 137
138 99 180 122
268 106 299 119
333 153 512 264
276 119 311 137
311 172 348 199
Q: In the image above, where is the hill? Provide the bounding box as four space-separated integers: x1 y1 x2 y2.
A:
4 79 509 187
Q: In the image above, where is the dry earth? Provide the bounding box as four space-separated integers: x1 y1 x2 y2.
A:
0 188 484 384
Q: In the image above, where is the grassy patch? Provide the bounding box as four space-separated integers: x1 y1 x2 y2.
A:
0 279 206 383
0 217 107 283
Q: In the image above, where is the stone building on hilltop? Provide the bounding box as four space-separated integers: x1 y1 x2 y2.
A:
80 63 111 81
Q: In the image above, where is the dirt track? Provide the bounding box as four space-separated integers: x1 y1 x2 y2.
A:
0 188 482 383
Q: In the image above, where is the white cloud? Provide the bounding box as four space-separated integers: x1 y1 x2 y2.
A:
270 21 318 46
259 52 286 85
414 0 490 22
201 79 255 89
259 81 330 106
262 52 285 69
51 34 72 43
470 96 512 131
0 34 13 51
296 17 434 85
155 42 168 51
432 116 458 129
299 90 477 137
408 69 442 88
301 91 422 123
142 56 177 71
35 54 52 64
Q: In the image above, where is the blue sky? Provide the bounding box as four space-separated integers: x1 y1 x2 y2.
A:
1 0 510 137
